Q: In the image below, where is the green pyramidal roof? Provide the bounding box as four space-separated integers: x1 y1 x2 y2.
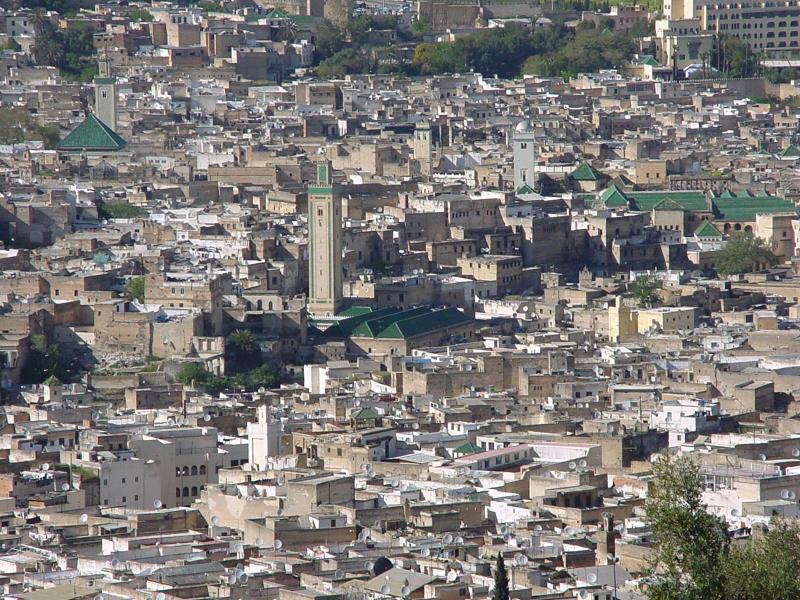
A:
57 113 126 152
780 144 800 158
694 220 722 238
454 441 480 455
599 184 628 207
571 161 602 181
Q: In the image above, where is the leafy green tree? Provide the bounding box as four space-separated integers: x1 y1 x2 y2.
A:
723 520 800 600
232 363 280 391
124 277 145 303
32 14 65 69
31 17 98 80
645 453 729 600
175 363 208 387
98 202 147 219
314 22 346 61
715 232 777 276
0 108 59 147
493 554 510 600
410 16 431 38
632 274 659 308
21 333 76 384
717 35 759 78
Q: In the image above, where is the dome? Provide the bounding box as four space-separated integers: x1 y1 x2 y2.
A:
515 119 534 133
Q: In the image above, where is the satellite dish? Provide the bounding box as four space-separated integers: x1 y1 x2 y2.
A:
335 569 344 580
154 499 162 509
587 573 597 583
61 483 70 492
211 516 220 526
447 570 458 583
238 572 248 584
758 453 767 461
41 463 50 472
420 548 430 558
578 459 588 468
380 583 391 595
255 537 263 547
568 461 577 471
401 584 411 596
275 540 283 550
364 560 375 571
80 513 89 523
514 554 528 567
443 533 454 544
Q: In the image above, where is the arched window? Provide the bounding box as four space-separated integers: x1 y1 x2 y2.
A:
200 465 207 475
257 300 262 310
191 466 198 476
182 486 189 497
176 487 181 498
734 223 742 231
182 466 189 476
268 301 273 310
191 486 198 496
175 467 181 477
744 225 753 234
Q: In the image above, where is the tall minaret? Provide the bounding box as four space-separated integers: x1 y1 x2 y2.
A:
308 161 342 316
513 119 536 191
94 49 117 131
413 121 432 177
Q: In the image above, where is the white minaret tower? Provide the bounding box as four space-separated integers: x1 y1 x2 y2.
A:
94 50 117 131
513 119 536 191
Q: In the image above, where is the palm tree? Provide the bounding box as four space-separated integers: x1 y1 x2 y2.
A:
226 329 259 370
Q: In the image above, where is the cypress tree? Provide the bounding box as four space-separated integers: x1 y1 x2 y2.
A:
494 553 510 600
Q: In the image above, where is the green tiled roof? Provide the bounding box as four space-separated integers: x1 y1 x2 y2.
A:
516 183 535 195
780 144 800 158
325 306 471 340
454 441 480 455
322 306 400 338
594 185 795 221
258 8 319 25
638 55 660 67
376 307 470 340
651 198 685 211
693 220 722 238
352 306 430 338
712 196 796 221
626 191 709 212
571 161 602 181
338 306 373 318
598 184 628 208
57 113 126 152
353 407 380 420
43 375 62 386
